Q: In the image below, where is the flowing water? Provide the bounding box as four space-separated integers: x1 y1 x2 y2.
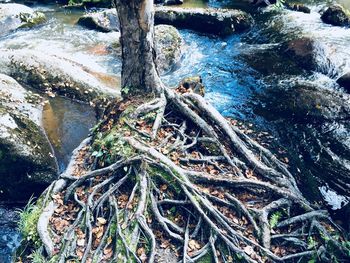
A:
1 0 350 261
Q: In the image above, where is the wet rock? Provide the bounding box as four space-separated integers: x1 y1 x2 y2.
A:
0 3 46 36
0 50 119 106
240 47 302 76
176 76 205 96
0 73 57 201
258 83 350 122
77 9 119 32
337 72 350 93
321 4 350 27
285 3 311 14
281 37 337 75
154 7 253 36
155 0 183 6
82 0 113 8
155 25 183 74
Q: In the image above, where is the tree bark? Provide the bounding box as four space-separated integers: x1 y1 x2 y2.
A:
115 0 163 98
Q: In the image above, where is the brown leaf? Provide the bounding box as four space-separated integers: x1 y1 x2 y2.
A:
97 217 107 225
77 239 85 247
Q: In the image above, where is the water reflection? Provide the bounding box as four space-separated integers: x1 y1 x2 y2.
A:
42 97 96 172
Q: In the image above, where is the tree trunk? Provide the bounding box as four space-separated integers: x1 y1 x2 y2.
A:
115 0 163 98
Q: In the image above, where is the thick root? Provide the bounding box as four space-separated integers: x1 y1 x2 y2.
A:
19 88 350 263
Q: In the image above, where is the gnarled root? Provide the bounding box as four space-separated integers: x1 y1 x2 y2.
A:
24 87 349 263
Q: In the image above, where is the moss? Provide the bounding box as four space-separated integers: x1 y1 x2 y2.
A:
92 126 135 164
18 12 46 28
197 253 213 263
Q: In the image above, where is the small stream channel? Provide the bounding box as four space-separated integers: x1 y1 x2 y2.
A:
0 0 350 261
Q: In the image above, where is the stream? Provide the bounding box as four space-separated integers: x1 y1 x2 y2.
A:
1 0 350 261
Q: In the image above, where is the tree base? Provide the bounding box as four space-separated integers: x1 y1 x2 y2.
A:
17 88 350 263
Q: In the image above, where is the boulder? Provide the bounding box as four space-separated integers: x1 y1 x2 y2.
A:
155 0 183 6
285 3 311 14
155 25 183 74
82 0 112 8
0 3 46 36
337 72 350 93
0 73 57 201
0 50 119 106
77 9 119 32
154 7 253 36
281 37 337 75
176 76 205 96
321 4 350 27
258 84 350 122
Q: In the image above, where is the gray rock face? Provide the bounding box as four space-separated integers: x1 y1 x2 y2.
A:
321 4 350 27
337 72 350 93
154 7 253 36
155 25 183 74
0 50 120 106
259 84 350 122
0 3 46 36
0 73 57 201
281 37 337 76
77 9 120 32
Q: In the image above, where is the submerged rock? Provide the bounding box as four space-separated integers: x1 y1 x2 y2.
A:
0 3 46 36
321 4 350 27
0 50 119 106
337 72 350 93
258 83 350 122
154 7 253 36
77 9 120 32
0 73 57 201
155 25 183 74
281 37 337 76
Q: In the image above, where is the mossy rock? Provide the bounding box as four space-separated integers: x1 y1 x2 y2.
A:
77 9 119 32
154 6 254 36
155 25 183 74
0 49 120 107
0 73 57 201
0 3 46 36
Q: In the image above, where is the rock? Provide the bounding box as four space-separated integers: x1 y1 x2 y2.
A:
154 7 253 36
0 73 57 201
82 0 113 8
321 4 350 27
285 3 311 14
0 3 46 36
337 72 350 93
281 37 337 75
176 76 205 96
0 50 119 106
155 25 183 74
155 0 184 6
77 9 120 32
258 83 350 122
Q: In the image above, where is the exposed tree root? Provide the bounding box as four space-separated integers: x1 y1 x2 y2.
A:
19 87 349 263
